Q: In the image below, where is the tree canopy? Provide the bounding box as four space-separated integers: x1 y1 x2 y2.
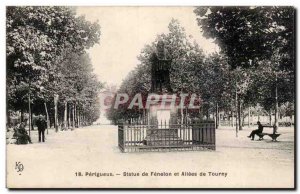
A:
7 6 103 128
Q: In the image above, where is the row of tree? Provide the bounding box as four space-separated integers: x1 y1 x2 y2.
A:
7 6 103 132
194 6 294 132
107 7 295 133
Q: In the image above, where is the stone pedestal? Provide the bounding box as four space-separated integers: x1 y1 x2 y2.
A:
144 128 183 146
147 94 177 126
144 94 182 146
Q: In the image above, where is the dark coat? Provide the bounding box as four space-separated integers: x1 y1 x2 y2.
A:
36 118 47 131
258 123 264 132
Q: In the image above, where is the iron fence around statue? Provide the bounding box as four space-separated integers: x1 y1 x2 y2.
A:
118 121 215 152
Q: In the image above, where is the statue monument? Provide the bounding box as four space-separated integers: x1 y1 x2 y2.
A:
144 40 182 146
150 40 172 93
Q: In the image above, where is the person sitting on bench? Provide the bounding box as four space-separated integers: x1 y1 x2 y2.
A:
13 121 32 144
248 121 264 140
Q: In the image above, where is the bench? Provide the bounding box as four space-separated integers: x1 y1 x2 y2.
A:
267 133 281 141
258 133 281 141
257 125 281 141
257 133 268 140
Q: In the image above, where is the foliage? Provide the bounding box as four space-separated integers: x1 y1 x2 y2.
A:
194 6 295 120
7 6 103 126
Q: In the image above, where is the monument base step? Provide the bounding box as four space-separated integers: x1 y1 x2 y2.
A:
143 137 183 146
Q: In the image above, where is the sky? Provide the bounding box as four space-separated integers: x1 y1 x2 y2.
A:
76 7 218 88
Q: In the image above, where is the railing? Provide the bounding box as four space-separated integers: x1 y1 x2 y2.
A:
118 121 215 152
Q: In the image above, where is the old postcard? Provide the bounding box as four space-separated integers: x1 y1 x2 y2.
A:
6 6 295 189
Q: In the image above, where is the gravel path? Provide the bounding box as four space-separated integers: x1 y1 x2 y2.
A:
7 125 295 188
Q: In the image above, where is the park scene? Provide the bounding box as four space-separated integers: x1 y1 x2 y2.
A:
6 6 295 188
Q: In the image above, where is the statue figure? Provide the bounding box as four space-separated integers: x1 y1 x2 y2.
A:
150 40 172 93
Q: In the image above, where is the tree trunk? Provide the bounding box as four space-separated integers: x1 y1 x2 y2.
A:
180 107 184 125
238 95 242 130
185 107 188 124
216 103 219 129
206 104 209 120
248 107 250 127
230 110 233 127
64 101 67 129
77 109 80 127
74 102 78 128
72 103 75 128
147 110 150 126
83 112 85 126
44 102 50 134
274 72 279 133
218 108 221 127
30 110 34 131
241 103 244 127
199 106 203 121
258 112 260 121
235 84 238 137
83 114 85 126
54 94 59 132
21 108 24 122
49 117 52 128
68 104 71 128
28 93 32 137
269 110 272 125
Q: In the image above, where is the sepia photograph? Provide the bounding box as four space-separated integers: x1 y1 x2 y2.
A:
5 5 295 189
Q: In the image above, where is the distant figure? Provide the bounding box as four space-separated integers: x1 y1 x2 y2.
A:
273 124 278 134
36 115 47 142
248 121 264 140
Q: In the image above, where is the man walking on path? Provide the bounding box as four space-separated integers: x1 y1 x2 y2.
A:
36 115 47 142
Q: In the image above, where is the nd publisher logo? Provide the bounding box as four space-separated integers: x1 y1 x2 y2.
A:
15 162 24 175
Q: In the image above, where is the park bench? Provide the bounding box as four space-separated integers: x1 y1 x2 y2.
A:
257 133 268 140
258 132 281 141
257 125 281 141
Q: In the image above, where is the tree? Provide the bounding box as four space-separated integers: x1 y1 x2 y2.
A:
7 6 102 132
194 6 295 130
107 19 232 124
